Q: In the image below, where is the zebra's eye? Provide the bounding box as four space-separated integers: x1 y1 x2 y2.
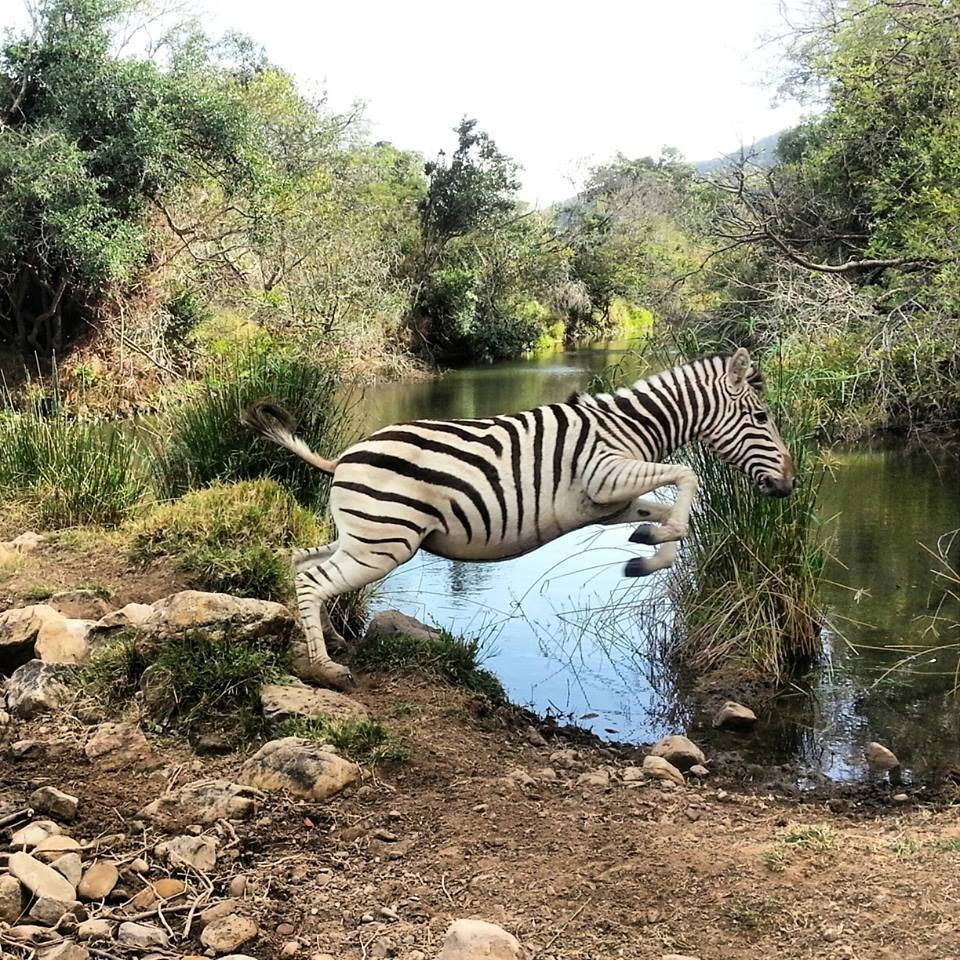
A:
755 410 769 424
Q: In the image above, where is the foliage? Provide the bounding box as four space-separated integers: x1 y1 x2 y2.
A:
130 479 323 601
0 393 145 528
352 628 506 703
80 626 287 744
152 349 351 510
272 715 409 763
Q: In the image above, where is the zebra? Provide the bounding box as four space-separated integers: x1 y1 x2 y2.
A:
241 348 795 688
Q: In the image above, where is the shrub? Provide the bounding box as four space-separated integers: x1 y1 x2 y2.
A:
152 349 352 511
130 479 323 601
272 715 409 762
0 401 146 528
352 628 507 703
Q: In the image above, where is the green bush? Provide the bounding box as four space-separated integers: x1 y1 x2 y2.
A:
352 628 506 703
130 479 323 601
272 715 409 762
0 401 145 528
153 349 351 511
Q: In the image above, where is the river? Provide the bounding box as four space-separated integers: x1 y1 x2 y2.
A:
353 342 960 782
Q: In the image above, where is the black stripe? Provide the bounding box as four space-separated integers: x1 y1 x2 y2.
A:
371 550 400 561
568 405 592 479
494 416 524 537
624 392 668 458
368 429 507 540
334 479 449 532
532 407 544 539
347 533 413 550
407 421 503 457
549 404 568 501
338 451 491 543
340 508 423 535
343 550 377 569
449 499 472 541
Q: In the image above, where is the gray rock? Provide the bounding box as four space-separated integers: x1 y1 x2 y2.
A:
140 779 263 824
37 942 91 960
28 894 83 925
154 835 217 872
77 918 116 941
713 700 758 731
50 853 83 887
364 609 440 645
261 680 368 721
200 914 259 954
90 602 153 635
642 755 686 786
438 919 522 960
0 605 61 660
689 764 710 778
0 873 24 922
32 836 82 861
5 660 74 718
6 922 57 943
10 820 62 848
30 786 79 821
84 722 155 770
34 616 95 665
8 851 77 902
117 921 167 949
239 737 359 800
650 735 706 771
77 861 119 901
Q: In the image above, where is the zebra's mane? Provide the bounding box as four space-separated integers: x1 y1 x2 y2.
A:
566 351 764 406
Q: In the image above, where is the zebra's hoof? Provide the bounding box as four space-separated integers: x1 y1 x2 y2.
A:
297 660 355 690
629 525 659 545
623 557 656 577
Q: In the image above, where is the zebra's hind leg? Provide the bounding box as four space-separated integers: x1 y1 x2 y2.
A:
292 544 347 654
294 541 417 689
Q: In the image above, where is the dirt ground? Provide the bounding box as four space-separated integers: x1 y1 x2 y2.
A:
3 538 960 960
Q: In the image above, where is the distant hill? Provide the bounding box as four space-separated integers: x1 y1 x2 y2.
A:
695 130 786 174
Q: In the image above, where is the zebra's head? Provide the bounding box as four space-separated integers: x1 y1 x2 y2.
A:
701 349 796 498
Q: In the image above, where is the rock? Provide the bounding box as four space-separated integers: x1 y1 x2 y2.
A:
32 836 82 861
438 919 522 960
0 605 61 661
892 792 910 804
30 786 79 821
199 899 245 929
37 942 90 960
9 851 78 903
84 722 155 770
650 735 706 771
228 875 248 898
260 681 368 721
77 918 115 941
51 853 83 887
865 741 900 770
154 835 217 872
642 754 686 787
151 878 187 900
661 955 701 960
281 941 301 957
0 873 24 922
576 769 611 788
140 779 263 824
138 591 294 658
364 609 440 645
622 766 644 782
689 764 710 778
200 914 259 954
11 820 62 848
35 617 95 665
29 895 82 925
713 700 757 731
7 922 58 943
5 660 75 718
117 922 167 949
11 531 42 552
239 737 360 800
78 861 119 901
92 602 154 633
549 748 579 768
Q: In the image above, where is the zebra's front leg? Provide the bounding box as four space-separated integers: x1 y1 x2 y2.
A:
586 459 699 577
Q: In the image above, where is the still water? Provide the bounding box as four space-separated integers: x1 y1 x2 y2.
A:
354 344 960 781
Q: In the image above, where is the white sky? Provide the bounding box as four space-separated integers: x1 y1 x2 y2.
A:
1 0 806 204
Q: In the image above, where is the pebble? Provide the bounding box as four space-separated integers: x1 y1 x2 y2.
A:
128 857 149 873
0 874 23 923
229 875 248 898
117 921 168 948
11 820 62 848
9 851 78 902
689 764 709 778
892 793 910 804
277 922 296 936
29 786 79 821
78 861 120 901
36 942 90 960
200 914 259 953
154 834 217 871
28 895 83 925
77 917 116 940
33 836 83 862
51 853 83 887
200 899 245 928
153 877 187 899
281 942 301 957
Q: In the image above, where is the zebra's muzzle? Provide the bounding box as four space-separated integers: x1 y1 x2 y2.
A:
758 474 796 498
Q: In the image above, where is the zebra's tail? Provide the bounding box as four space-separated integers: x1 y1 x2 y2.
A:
239 401 338 475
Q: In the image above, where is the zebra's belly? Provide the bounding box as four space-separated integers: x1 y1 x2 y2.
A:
422 527 548 562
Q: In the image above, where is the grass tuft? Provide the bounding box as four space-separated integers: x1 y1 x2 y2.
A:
352 628 507 703
129 479 323 601
272 715 409 763
152 349 352 512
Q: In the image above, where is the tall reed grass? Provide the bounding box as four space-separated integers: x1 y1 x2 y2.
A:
0 391 145 528
152 349 352 512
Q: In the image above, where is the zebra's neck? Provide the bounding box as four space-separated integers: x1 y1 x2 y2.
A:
581 355 722 460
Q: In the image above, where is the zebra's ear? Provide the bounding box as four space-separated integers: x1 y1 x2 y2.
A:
726 348 753 392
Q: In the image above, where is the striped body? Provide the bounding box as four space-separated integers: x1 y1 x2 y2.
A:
241 349 795 689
